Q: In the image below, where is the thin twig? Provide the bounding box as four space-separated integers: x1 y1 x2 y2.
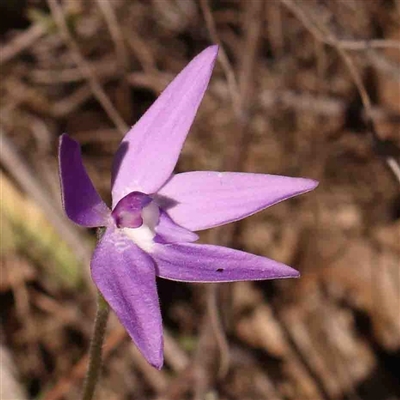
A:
95 0 133 123
279 0 400 51
30 59 118 84
386 157 400 182
163 328 190 372
206 285 231 379
334 44 400 185
95 0 130 72
52 85 93 117
46 0 128 134
126 73 400 124
200 0 242 118
123 28 157 73
0 23 46 65
280 0 400 186
129 346 168 392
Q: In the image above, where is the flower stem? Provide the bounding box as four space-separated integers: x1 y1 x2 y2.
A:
82 292 109 400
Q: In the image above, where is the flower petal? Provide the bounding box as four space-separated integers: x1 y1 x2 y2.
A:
153 243 299 282
111 46 218 207
91 227 163 369
156 171 318 231
155 210 199 243
59 134 110 227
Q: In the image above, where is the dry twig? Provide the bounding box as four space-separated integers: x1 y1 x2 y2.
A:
280 0 400 186
279 0 400 51
0 23 46 65
46 0 128 134
95 0 130 73
200 0 241 118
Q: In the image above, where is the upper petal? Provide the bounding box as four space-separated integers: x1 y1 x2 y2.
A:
91 227 163 369
111 45 218 207
156 171 318 231
153 242 299 282
59 134 110 227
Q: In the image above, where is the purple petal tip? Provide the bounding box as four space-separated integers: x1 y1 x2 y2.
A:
152 358 164 370
290 270 301 279
308 179 319 190
206 44 219 55
59 132 73 146
202 45 219 67
59 133 110 227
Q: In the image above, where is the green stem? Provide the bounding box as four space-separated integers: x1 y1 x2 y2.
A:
82 292 109 400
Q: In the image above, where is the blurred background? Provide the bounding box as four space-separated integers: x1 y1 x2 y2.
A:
1 0 399 399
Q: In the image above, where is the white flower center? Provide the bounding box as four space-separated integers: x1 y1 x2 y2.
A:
121 202 159 252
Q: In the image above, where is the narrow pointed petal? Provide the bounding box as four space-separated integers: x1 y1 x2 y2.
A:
153 243 299 282
59 134 110 227
156 171 318 231
91 228 163 369
155 211 199 243
111 46 218 207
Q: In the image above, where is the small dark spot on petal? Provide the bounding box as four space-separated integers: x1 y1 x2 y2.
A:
216 268 224 272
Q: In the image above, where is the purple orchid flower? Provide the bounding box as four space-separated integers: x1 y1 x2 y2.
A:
59 45 318 369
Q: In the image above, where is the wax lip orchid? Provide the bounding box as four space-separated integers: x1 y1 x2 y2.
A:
59 45 318 369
